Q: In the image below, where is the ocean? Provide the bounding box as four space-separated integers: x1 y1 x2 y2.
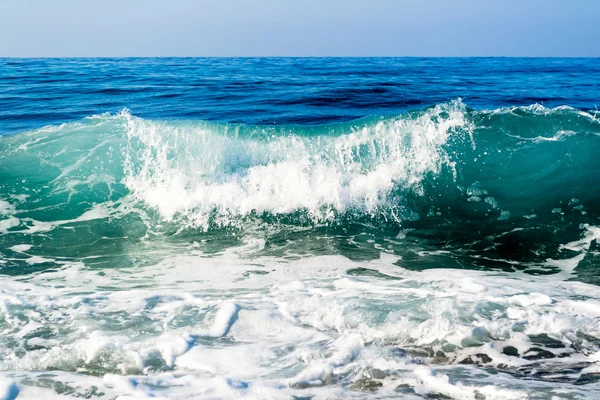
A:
0 57 599 399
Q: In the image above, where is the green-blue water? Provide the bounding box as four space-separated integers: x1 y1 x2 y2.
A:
0 58 599 399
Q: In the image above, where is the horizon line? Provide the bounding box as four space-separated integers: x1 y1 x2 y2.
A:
2 55 600 59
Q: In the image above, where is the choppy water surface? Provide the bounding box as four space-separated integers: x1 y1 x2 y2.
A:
1 58 600 399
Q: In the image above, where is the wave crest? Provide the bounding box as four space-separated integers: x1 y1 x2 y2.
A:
122 101 470 229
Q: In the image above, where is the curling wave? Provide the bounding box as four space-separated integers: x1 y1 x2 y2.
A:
1 100 599 270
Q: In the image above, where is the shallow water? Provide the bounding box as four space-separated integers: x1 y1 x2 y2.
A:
0 58 600 399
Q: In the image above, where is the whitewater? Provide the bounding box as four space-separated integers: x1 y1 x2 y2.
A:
1 58 600 399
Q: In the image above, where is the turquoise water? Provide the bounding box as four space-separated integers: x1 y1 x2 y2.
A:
1 58 600 399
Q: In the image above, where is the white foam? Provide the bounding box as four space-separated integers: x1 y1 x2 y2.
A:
0 201 15 216
407 366 528 400
0 217 19 233
560 224 600 252
505 293 553 307
122 101 470 228
0 249 599 398
8 244 32 253
13 200 133 235
208 301 240 337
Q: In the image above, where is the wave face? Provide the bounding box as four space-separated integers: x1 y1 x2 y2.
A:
1 101 599 263
2 101 600 399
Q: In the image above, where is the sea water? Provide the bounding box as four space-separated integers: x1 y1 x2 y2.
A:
0 58 600 399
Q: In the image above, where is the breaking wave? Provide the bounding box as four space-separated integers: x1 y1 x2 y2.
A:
1 100 599 270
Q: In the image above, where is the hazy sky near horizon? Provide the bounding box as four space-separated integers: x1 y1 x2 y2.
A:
1 0 599 57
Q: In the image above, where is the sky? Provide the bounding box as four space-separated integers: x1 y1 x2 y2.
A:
1 0 599 57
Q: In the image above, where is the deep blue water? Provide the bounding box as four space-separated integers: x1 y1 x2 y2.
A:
1 57 599 134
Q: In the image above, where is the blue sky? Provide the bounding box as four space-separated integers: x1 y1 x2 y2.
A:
1 0 599 57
